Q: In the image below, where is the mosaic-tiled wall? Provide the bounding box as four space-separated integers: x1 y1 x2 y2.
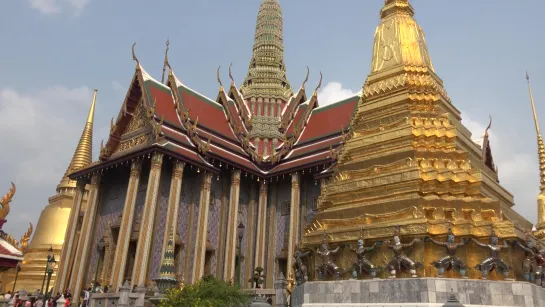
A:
273 179 291 279
186 172 204 284
206 175 223 276
238 177 251 285
86 168 129 286
176 170 197 281
149 164 172 280
133 163 150 229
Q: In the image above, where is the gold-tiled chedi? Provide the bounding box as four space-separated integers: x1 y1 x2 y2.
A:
304 0 531 279
14 90 97 292
526 73 545 240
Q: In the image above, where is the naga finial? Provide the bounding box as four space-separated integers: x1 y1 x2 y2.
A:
161 39 171 83
302 66 310 88
132 42 139 66
20 222 33 253
0 182 15 220
313 72 323 95
228 63 235 83
216 66 223 88
485 115 492 137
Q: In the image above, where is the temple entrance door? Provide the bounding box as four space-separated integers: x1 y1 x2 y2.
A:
204 250 215 276
277 258 287 279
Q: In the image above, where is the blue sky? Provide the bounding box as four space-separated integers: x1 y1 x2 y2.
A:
1 0 544 238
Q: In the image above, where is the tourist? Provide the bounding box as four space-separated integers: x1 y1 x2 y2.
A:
24 297 34 307
5 291 12 300
35 297 43 307
82 287 91 307
13 294 22 307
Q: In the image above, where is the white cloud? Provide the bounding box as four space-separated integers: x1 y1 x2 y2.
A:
0 85 93 238
317 82 359 106
29 0 90 16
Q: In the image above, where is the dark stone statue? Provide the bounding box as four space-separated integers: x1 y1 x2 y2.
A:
426 228 469 278
349 229 381 279
472 227 511 280
385 226 421 278
316 232 343 280
292 245 311 285
512 232 545 284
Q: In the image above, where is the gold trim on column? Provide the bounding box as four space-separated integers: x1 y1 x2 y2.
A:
266 183 277 288
192 172 213 282
109 160 142 289
223 170 241 282
160 161 185 274
69 174 101 305
244 184 257 288
132 153 164 286
254 181 268 268
54 181 86 294
286 173 300 278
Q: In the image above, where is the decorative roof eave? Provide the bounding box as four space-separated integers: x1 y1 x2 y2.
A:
279 69 310 133
70 143 219 180
100 44 165 161
228 84 253 129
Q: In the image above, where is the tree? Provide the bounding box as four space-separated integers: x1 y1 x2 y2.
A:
159 275 251 307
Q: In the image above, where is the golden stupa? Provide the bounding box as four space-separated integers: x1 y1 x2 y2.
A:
11 90 97 292
301 0 537 280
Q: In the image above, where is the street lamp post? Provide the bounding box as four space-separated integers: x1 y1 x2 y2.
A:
40 246 53 294
93 238 106 291
42 255 56 305
11 261 21 293
237 222 245 287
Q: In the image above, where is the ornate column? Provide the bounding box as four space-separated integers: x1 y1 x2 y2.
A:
131 152 164 286
110 160 142 289
68 174 101 305
54 180 86 294
286 173 300 279
266 183 277 288
244 185 257 288
223 170 241 281
191 172 213 282
254 181 268 269
160 161 185 270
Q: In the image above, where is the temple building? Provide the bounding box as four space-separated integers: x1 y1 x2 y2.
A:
46 0 543 305
12 90 96 292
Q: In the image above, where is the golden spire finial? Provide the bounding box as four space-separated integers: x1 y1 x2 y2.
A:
161 39 170 84
527 72 541 135
57 89 97 192
526 72 545 232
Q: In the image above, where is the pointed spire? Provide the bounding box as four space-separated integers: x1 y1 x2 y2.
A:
57 89 97 192
526 73 545 189
371 0 434 74
526 73 545 231
240 0 292 101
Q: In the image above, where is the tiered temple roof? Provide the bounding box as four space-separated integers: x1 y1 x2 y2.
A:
70 56 358 180
0 183 32 268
